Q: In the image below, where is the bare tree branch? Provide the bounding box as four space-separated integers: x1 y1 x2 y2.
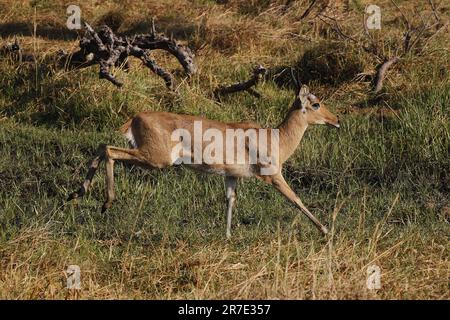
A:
318 13 383 58
214 65 267 100
129 46 174 89
428 0 440 23
373 56 399 94
319 0 444 95
61 21 196 88
300 0 318 20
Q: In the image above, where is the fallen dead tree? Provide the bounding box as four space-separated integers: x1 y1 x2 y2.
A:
1 22 197 89
214 2 445 101
58 21 197 89
317 0 445 95
213 65 267 100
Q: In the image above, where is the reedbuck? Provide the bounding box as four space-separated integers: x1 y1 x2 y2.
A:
68 85 340 238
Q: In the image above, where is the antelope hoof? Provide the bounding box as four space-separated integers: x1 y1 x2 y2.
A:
67 192 79 202
101 202 112 213
67 187 85 202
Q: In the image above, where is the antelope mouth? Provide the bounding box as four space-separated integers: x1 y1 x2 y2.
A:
326 122 340 129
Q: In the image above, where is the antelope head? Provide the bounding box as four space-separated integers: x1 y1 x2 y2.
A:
293 85 340 128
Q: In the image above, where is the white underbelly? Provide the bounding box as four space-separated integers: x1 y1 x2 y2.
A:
185 164 255 178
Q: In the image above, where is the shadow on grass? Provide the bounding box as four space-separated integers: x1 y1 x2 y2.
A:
267 42 365 90
0 22 79 40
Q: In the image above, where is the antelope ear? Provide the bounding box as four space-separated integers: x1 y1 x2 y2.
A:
299 85 310 96
299 85 309 109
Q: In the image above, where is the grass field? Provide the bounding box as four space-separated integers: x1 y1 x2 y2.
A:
0 0 448 299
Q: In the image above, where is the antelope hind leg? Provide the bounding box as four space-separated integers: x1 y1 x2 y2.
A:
225 176 237 239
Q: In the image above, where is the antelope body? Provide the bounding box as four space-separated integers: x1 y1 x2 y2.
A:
68 85 340 238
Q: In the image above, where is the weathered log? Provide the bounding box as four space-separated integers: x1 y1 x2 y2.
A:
214 65 267 100
373 56 399 94
129 46 174 89
61 22 196 88
132 34 197 76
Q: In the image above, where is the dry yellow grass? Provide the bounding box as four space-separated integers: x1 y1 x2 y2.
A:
0 195 447 299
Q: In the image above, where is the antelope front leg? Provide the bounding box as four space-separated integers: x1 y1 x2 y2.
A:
225 176 237 239
271 174 329 235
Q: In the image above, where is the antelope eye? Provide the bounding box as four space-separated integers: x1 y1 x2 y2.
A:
311 103 320 110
